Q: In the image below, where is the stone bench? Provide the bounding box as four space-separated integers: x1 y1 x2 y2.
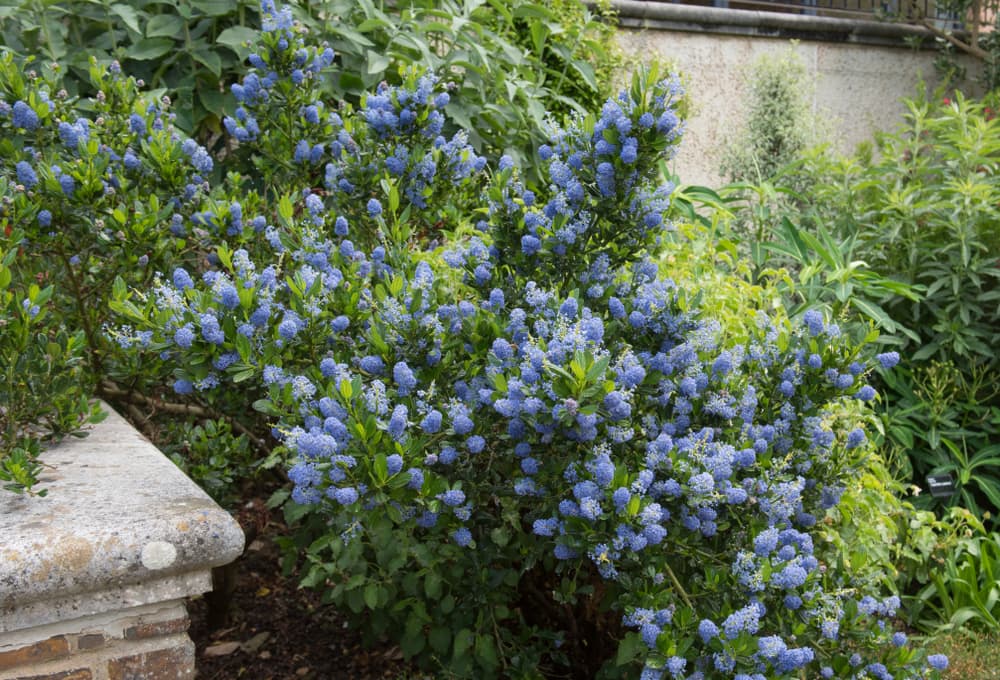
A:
0 404 245 680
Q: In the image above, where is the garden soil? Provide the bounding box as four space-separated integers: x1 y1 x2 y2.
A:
187 499 421 680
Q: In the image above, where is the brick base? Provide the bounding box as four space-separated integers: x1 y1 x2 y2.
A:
0 602 194 680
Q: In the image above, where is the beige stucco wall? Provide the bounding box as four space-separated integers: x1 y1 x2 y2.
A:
616 29 980 186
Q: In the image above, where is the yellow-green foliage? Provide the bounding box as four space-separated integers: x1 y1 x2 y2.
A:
659 221 787 341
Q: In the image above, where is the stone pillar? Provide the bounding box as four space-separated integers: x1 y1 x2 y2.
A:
0 405 245 680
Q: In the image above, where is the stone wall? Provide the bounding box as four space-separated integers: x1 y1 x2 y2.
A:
0 405 244 680
613 0 983 186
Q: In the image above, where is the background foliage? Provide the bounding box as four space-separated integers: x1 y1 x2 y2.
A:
0 0 623 177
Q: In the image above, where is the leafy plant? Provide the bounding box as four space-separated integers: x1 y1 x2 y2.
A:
911 531 1000 632
0 226 104 493
0 0 260 134
719 46 820 184
723 90 1000 523
0 0 624 176
881 361 1000 522
161 418 255 505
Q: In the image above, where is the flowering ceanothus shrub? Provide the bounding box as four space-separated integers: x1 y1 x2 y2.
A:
106 3 949 678
0 48 220 388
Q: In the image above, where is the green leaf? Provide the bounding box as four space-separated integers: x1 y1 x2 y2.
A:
252 399 281 416
111 4 142 35
190 0 235 16
453 628 474 658
145 14 185 38
424 571 442 599
429 626 451 654
363 583 379 610
128 39 174 61
616 632 643 666
366 50 391 75
191 49 222 78
850 297 894 330
217 26 259 50
475 634 498 668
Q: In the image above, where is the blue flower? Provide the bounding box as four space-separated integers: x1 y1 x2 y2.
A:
15 161 37 188
278 318 300 341
393 361 417 395
129 113 146 134
855 385 877 401
219 284 240 309
37 210 52 227
846 428 866 449
12 101 38 130
359 355 385 374
521 235 541 255
452 527 472 547
439 489 465 506
877 351 900 369
420 410 442 433
172 268 194 290
927 654 949 670
388 404 408 441
698 619 719 643
757 635 786 659
367 198 383 217
802 309 824 336
331 487 359 505
532 518 558 536
491 338 513 361
173 324 196 349
59 174 75 196
386 454 403 476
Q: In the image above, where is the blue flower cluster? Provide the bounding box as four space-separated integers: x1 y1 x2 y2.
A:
483 69 684 299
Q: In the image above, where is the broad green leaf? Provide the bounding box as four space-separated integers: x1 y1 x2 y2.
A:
191 49 222 77
110 4 141 34
128 38 174 60
145 14 185 38
216 26 258 50
366 49 391 74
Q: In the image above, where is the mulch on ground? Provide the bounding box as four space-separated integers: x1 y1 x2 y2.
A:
186 499 420 680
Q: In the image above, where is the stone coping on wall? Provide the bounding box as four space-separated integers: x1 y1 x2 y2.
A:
611 0 946 47
0 403 245 635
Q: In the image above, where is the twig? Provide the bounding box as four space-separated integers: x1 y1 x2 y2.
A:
664 562 695 611
920 19 990 60
98 380 270 452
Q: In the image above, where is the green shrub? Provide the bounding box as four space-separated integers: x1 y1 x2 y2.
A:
0 226 104 493
163 418 256 504
789 91 1000 523
910 530 1000 633
720 46 819 184
0 0 623 177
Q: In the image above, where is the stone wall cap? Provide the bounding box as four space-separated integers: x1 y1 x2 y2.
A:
612 0 944 46
0 403 245 628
